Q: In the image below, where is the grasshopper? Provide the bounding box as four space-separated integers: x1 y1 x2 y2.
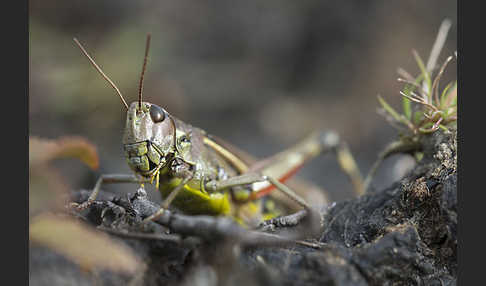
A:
71 34 364 227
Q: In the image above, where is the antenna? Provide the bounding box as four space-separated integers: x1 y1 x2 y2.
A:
138 33 152 111
73 38 129 110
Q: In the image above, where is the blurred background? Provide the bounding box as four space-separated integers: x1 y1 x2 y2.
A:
29 0 456 202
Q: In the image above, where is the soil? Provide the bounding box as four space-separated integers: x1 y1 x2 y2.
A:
29 130 457 286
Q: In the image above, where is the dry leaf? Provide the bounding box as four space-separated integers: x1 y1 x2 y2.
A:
30 136 99 170
30 213 142 274
29 136 99 215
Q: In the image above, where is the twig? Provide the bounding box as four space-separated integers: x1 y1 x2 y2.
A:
97 226 182 243
432 56 454 106
258 210 308 231
77 189 323 249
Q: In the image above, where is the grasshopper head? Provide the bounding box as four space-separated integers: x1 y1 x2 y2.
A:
122 101 176 177
74 35 173 177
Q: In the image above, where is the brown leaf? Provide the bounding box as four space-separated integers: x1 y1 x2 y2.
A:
30 136 99 170
30 214 142 274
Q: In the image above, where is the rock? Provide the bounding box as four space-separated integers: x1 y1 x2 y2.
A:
30 130 457 285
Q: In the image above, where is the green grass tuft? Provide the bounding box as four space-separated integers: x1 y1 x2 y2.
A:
378 20 456 136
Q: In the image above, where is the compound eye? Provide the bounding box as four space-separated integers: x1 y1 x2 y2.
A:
149 104 166 123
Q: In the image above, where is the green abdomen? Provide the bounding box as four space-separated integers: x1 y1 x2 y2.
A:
159 178 232 216
158 178 282 226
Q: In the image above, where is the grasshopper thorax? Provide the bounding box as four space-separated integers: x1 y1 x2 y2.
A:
123 101 176 177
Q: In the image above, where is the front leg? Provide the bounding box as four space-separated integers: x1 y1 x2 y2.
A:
70 174 150 210
143 158 194 223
